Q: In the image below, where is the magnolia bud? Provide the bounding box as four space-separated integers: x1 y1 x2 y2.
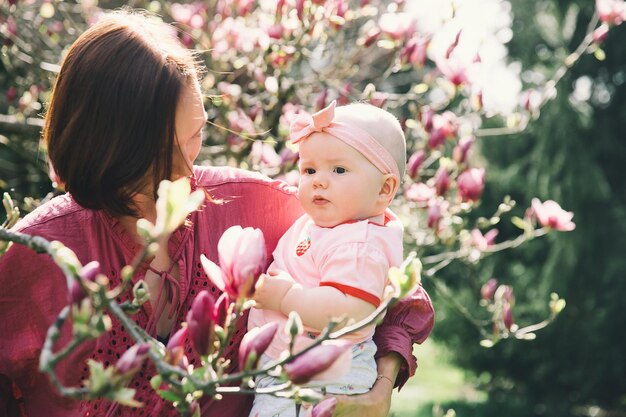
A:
434 167 450 196
116 343 150 375
80 261 100 282
239 322 279 370
312 397 338 417
165 327 188 367
214 293 230 326
187 291 216 356
502 303 514 330
457 168 485 202
480 278 498 301
284 340 352 385
406 150 426 180
286 311 304 339
132 280 150 306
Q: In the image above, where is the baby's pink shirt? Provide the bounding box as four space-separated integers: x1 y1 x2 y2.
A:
248 210 403 359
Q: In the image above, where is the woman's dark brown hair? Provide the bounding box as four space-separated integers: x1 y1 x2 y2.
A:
44 11 202 217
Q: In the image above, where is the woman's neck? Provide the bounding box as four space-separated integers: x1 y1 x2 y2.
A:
118 192 158 243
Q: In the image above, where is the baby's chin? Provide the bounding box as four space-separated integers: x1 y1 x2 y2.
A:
312 219 342 228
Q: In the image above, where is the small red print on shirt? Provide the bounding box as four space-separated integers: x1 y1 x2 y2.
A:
295 237 311 256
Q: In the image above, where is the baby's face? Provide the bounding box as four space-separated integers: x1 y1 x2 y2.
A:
297 131 385 228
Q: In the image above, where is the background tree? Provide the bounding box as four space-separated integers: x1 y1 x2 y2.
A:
432 1 626 416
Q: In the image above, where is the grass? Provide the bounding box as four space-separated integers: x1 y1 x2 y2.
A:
389 339 486 417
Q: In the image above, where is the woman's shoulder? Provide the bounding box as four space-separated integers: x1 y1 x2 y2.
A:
193 165 296 196
14 193 93 235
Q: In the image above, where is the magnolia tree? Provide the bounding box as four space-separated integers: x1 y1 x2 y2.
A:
1 0 625 414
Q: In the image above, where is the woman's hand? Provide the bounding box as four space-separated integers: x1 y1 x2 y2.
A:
330 352 402 417
330 377 393 416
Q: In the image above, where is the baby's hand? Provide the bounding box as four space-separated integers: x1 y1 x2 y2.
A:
252 270 295 312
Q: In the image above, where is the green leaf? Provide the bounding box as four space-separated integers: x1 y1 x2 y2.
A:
158 389 184 402
108 388 142 407
182 377 196 394
86 359 115 394
150 375 162 391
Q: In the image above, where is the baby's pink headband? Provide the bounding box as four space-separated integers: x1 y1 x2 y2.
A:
289 100 401 179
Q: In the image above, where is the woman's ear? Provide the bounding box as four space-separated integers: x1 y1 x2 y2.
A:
378 174 400 205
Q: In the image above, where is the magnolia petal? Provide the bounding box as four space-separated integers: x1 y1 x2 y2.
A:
217 225 244 277
200 255 227 293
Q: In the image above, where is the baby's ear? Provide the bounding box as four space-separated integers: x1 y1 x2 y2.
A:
378 174 400 204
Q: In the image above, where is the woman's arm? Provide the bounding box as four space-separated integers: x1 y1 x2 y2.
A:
330 353 401 417
373 284 434 389
330 286 434 416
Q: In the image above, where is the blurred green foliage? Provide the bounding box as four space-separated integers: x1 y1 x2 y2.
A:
431 1 626 416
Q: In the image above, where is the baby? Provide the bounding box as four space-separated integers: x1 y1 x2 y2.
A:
249 100 407 417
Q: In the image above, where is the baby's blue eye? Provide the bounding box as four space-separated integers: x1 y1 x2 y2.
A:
304 168 316 175
333 167 347 174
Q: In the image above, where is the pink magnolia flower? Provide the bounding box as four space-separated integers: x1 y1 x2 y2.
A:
238 322 279 370
445 30 463 59
266 23 284 40
596 0 626 25
227 108 256 135
296 0 305 21
427 128 447 149
436 57 471 86
235 0 255 16
521 89 542 113
502 302 514 330
314 89 328 111
369 91 389 108
6 87 17 103
116 343 150 375
309 397 338 417
280 102 305 130
378 12 416 40
337 83 352 106
399 35 429 67
69 261 100 305
165 327 189 368
420 106 435 132
280 147 299 166
480 278 498 301
453 135 475 164
362 26 381 48
170 2 206 29
496 284 514 303
457 168 485 202
250 141 282 168
434 167 450 196
200 226 267 299
284 340 352 385
405 183 435 203
427 201 442 230
530 198 576 231
213 293 230 327
471 228 498 251
186 291 216 356
407 150 426 180
428 112 458 149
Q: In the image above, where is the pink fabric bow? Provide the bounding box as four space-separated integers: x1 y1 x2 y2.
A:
290 101 338 144
289 100 401 179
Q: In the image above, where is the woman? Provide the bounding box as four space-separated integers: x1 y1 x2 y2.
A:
0 10 434 417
